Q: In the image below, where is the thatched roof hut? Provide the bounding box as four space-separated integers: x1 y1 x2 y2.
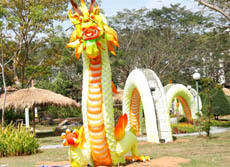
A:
0 87 79 110
223 88 230 97
0 86 79 133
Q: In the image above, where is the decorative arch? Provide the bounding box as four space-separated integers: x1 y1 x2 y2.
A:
122 69 172 143
188 87 202 119
165 84 195 122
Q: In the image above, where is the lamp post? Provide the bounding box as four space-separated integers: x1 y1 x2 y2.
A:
193 72 201 132
187 85 192 91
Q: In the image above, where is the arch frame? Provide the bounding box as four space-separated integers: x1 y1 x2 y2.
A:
165 84 202 121
122 69 172 143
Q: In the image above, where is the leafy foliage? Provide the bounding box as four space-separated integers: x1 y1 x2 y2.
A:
196 0 230 23
1 0 69 87
199 78 220 136
201 79 230 118
41 106 81 119
1 3 230 123
0 123 39 157
210 120 230 127
109 5 211 86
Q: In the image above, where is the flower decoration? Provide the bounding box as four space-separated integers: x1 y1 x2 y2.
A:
66 0 119 59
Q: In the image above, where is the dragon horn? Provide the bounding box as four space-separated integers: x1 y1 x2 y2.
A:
70 0 83 16
89 0 96 13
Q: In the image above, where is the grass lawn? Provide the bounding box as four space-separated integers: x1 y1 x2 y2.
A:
1 132 230 167
38 136 63 146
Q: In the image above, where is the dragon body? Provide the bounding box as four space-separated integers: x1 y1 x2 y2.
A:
61 0 148 166
61 3 202 163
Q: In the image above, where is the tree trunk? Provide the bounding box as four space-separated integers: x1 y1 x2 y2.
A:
1 29 7 128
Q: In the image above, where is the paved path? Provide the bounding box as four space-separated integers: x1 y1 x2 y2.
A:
40 126 230 149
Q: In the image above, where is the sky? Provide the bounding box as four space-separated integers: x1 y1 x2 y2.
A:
101 0 203 16
61 0 206 33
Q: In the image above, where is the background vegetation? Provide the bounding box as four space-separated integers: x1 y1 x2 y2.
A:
0 1 230 120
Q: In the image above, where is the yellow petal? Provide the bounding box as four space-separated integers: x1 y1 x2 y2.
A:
104 25 118 41
66 40 81 48
69 30 79 43
77 44 84 55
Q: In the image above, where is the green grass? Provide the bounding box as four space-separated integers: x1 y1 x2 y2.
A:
36 124 57 131
138 132 230 167
1 132 230 167
0 148 69 167
38 136 62 146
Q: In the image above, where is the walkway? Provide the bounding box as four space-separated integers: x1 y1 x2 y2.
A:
40 126 230 149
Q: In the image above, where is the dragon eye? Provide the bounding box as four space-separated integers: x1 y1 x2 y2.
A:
90 14 95 19
79 16 83 22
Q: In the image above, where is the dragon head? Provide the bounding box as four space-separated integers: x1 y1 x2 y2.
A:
66 0 119 60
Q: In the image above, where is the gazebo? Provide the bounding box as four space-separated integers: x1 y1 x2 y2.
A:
0 86 80 133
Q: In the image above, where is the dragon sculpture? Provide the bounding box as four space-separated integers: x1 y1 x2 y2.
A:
61 0 150 166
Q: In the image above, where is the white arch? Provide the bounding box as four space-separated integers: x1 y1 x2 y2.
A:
122 69 172 143
165 84 202 120
188 87 202 119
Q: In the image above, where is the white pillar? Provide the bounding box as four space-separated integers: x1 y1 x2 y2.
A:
35 107 38 118
25 108 29 128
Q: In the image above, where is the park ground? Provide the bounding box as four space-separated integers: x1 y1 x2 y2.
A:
0 131 230 167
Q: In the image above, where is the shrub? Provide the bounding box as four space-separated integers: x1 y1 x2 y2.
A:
210 120 230 127
0 123 39 157
201 82 230 120
41 106 82 119
171 123 198 134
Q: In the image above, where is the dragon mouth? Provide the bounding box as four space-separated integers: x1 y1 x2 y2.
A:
83 26 101 41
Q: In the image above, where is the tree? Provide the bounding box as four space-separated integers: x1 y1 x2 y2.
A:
199 29 230 82
2 0 69 87
0 3 7 127
197 0 230 23
28 25 84 104
211 87 230 119
109 5 210 86
199 78 216 137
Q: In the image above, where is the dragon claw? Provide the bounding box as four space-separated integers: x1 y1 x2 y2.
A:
61 132 66 139
125 155 150 162
66 129 71 134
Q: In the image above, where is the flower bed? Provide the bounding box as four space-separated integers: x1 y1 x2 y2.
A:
171 123 198 134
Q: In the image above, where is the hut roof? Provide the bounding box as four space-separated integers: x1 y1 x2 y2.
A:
0 87 79 110
223 88 230 97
